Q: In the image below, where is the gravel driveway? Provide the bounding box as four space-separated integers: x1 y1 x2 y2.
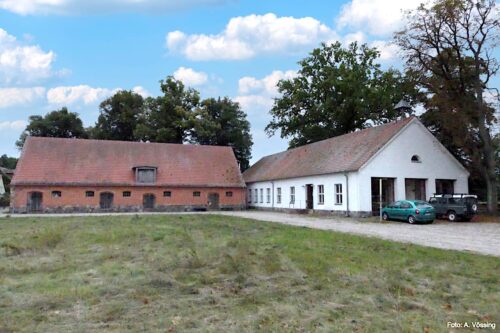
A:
216 211 500 257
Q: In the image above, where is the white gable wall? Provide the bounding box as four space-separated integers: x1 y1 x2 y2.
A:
357 119 469 212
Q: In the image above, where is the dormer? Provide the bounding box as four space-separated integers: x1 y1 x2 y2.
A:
133 166 157 184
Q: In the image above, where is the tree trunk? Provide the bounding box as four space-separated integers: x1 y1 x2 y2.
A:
475 84 498 213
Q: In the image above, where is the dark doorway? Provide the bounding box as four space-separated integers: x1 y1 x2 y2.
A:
100 192 114 209
208 192 220 210
405 178 426 200
371 178 395 215
143 193 156 209
305 184 313 209
27 192 43 212
436 179 455 194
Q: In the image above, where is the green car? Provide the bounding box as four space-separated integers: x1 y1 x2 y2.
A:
381 200 435 224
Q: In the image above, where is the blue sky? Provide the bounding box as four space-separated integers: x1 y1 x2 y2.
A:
0 0 497 163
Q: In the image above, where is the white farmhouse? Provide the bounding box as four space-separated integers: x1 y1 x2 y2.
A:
243 116 469 217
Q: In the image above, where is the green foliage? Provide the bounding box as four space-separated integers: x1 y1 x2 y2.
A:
0 155 17 170
16 107 88 149
91 90 145 141
266 42 419 148
190 97 253 171
135 76 199 143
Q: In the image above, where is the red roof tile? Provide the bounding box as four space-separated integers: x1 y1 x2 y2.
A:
12 137 245 188
243 117 415 183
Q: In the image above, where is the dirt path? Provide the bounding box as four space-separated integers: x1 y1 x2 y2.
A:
1 210 499 256
216 211 500 257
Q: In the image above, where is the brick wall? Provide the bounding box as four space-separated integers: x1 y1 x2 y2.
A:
11 185 246 213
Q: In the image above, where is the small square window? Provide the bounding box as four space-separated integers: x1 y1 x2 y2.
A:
123 191 131 197
85 191 95 197
163 191 171 197
193 191 201 197
226 191 233 197
51 191 62 198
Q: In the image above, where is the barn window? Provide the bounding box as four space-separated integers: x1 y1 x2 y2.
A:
226 191 233 197
276 187 282 204
335 184 343 205
260 189 263 203
135 167 157 184
411 155 421 163
51 191 62 198
254 189 258 203
318 185 325 205
290 186 295 204
85 191 95 197
193 191 201 197
266 188 271 203
123 191 131 197
163 191 171 197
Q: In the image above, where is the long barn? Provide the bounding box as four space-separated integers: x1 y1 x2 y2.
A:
11 137 246 213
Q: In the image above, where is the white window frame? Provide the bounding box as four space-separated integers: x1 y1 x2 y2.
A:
290 186 295 204
254 189 258 203
266 188 271 203
277 187 282 204
260 189 263 203
318 185 324 205
335 184 343 205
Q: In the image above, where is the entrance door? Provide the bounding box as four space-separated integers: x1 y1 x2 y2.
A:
100 192 114 209
208 193 220 210
405 179 426 200
143 193 156 209
371 178 395 215
27 192 43 212
305 184 313 209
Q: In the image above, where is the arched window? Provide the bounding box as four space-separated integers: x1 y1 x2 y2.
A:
411 155 421 163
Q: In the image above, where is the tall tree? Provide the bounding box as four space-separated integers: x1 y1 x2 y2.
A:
92 90 144 141
0 155 17 170
266 42 419 148
16 107 88 149
395 0 499 212
135 77 199 143
191 97 253 171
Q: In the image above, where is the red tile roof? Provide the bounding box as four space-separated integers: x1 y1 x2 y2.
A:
243 117 415 183
12 137 245 188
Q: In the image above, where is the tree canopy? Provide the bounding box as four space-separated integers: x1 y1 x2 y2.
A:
266 42 419 148
16 107 88 149
395 0 499 212
190 97 253 171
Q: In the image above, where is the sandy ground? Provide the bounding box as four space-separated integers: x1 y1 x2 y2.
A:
1 210 499 257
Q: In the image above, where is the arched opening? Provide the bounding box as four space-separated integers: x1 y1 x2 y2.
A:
27 191 43 212
143 193 156 209
411 155 421 163
100 192 114 209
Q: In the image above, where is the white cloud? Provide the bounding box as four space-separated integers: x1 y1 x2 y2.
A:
0 120 28 130
238 70 297 96
166 13 339 61
173 67 208 86
370 40 400 61
46 85 115 105
0 0 230 15
0 28 59 85
337 0 422 36
132 86 151 98
0 87 45 108
234 95 274 115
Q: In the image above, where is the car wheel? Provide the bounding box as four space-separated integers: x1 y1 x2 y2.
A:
382 212 389 221
408 215 416 224
447 211 457 222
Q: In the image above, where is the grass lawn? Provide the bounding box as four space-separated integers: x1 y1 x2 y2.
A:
0 215 498 332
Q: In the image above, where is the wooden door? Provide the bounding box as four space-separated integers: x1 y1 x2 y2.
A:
306 185 313 209
27 192 43 212
143 193 156 209
100 192 114 209
208 193 220 210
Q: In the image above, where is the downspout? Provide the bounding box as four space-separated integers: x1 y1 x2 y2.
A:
271 181 275 209
344 173 350 217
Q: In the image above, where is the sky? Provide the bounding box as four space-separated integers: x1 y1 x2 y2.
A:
0 0 497 164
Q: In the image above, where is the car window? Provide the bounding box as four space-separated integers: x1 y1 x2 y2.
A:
429 198 438 204
401 202 412 209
